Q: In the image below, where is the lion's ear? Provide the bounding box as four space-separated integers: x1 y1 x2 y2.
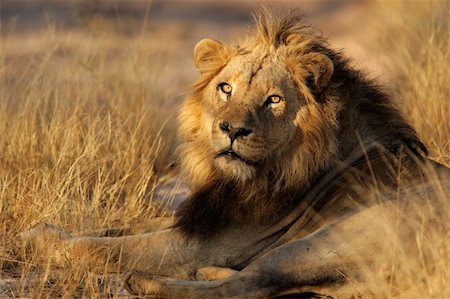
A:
194 38 224 73
301 53 334 95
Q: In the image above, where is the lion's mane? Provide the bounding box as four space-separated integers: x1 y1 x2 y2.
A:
174 10 426 237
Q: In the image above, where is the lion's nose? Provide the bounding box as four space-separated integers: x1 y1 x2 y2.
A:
219 121 253 141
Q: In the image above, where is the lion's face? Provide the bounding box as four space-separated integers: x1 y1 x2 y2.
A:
179 38 340 190
202 52 303 181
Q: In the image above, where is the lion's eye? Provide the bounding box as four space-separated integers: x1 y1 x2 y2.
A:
219 83 232 94
264 95 282 107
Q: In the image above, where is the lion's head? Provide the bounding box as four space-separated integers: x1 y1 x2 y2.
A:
178 12 343 195
176 10 425 219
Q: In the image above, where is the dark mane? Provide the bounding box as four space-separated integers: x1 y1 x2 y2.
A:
329 53 427 158
173 180 240 237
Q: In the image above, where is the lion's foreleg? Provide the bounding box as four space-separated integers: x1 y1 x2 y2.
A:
83 216 175 237
123 234 361 298
72 231 203 277
18 225 199 278
124 205 405 298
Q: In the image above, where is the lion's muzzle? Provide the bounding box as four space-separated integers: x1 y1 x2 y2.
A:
219 121 253 142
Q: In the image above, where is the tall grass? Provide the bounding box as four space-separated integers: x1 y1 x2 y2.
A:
355 1 449 298
373 0 449 165
1 24 178 296
0 1 448 297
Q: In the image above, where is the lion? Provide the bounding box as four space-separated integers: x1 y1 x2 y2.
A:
17 10 449 298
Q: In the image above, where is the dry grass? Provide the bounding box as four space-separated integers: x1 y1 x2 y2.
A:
1 20 179 297
374 1 449 164
353 2 449 298
354 170 449 299
0 1 448 298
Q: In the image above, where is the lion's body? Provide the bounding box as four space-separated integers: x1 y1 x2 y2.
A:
18 10 449 298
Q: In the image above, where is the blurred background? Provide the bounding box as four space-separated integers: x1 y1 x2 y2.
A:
2 0 416 94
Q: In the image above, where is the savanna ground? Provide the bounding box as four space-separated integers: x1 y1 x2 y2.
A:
0 0 449 297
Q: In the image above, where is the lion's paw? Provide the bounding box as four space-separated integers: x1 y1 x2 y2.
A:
195 266 238 281
123 271 168 297
15 223 72 257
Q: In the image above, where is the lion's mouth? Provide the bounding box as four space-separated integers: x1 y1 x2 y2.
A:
215 149 258 166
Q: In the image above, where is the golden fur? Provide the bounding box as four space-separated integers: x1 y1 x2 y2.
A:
178 15 340 194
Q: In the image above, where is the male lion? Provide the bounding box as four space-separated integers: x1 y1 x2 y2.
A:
18 10 448 298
